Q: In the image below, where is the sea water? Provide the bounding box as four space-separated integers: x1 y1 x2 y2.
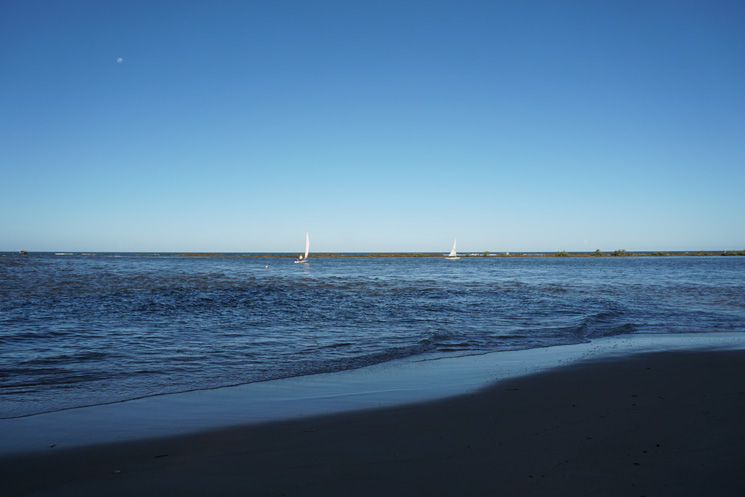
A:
1 253 744 419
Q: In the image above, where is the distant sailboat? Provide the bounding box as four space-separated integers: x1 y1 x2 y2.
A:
446 238 460 260
295 232 309 263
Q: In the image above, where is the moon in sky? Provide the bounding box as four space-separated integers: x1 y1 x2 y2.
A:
117 57 123 63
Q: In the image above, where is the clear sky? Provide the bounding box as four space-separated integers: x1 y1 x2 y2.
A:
2 0 744 253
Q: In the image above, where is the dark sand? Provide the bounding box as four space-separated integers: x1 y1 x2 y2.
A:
2 349 744 496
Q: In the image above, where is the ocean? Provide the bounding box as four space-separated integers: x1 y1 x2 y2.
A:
1 252 744 420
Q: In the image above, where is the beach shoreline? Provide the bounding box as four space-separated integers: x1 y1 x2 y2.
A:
2 333 741 456
2 333 745 496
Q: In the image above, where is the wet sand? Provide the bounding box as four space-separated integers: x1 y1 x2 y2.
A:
2 348 744 496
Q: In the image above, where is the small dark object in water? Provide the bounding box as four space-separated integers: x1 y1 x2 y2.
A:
19 250 27 255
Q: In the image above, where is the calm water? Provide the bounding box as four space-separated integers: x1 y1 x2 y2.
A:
1 253 744 419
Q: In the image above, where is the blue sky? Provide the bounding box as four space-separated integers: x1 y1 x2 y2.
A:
2 0 744 253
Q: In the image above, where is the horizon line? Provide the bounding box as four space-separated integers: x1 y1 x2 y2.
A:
5 249 744 257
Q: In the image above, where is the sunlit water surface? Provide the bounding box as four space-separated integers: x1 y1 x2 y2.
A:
1 253 743 418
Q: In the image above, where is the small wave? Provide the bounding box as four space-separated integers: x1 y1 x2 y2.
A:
437 342 474 352
576 307 637 339
540 284 569 294
20 351 112 367
0 370 113 390
318 342 354 350
596 322 637 337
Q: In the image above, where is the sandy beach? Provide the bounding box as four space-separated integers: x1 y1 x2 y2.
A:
2 347 744 496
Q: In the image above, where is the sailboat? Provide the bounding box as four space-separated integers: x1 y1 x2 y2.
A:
294 232 310 263
446 238 460 260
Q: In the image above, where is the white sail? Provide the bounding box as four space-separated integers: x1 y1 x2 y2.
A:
446 238 460 259
294 232 310 263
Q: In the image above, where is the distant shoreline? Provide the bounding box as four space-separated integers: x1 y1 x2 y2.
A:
6 250 744 258
114 250 745 258
248 250 745 258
